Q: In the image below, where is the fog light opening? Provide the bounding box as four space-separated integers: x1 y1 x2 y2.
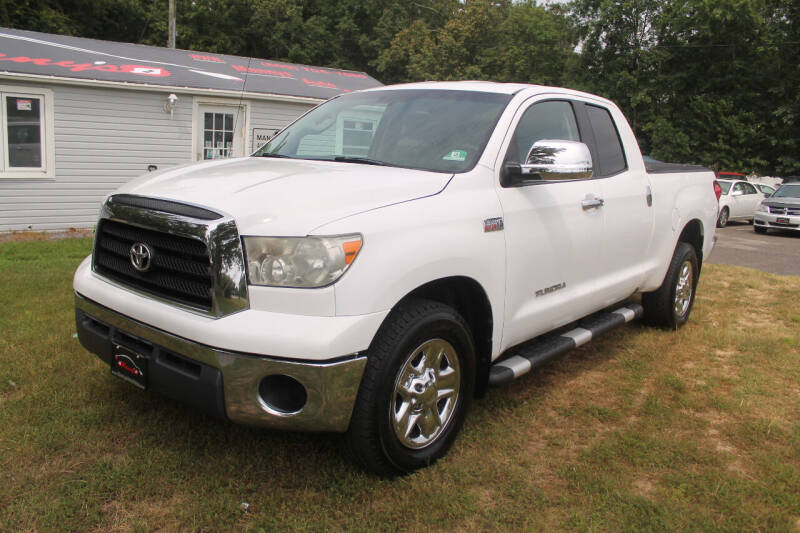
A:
258 374 308 415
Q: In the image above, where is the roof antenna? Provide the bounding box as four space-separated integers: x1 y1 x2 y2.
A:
234 55 252 155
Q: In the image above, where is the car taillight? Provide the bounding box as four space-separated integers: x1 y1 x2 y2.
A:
713 181 722 202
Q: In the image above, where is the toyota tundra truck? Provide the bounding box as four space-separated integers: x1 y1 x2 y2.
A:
74 81 718 476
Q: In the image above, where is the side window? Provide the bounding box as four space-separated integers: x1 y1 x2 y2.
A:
506 100 580 164
733 182 744 193
741 183 758 195
585 104 626 176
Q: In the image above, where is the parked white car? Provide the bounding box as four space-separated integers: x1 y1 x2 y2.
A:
716 179 766 227
754 183 800 234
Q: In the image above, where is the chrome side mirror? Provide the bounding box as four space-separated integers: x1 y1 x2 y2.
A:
522 140 593 181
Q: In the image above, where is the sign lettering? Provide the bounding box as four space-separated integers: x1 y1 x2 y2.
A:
190 54 224 63
251 128 280 152
232 64 295 78
302 77 337 89
0 54 170 77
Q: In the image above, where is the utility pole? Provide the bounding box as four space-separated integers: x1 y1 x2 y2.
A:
168 0 176 48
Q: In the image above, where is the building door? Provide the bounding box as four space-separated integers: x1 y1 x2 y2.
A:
196 104 246 161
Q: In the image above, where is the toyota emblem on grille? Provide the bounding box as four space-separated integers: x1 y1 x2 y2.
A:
129 242 153 272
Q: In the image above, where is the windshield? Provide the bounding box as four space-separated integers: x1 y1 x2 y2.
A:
773 184 800 198
253 89 512 173
718 181 732 194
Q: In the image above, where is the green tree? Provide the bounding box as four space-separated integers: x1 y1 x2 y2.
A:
2 0 796 175
374 0 578 85
571 0 800 175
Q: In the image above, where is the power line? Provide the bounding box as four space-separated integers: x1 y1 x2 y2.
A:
652 40 800 49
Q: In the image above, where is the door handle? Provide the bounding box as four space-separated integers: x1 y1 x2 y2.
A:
581 196 604 210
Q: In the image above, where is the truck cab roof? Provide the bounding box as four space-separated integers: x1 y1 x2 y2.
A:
362 80 614 105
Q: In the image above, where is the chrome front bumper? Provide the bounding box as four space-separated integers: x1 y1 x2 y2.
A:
754 212 800 231
75 293 367 432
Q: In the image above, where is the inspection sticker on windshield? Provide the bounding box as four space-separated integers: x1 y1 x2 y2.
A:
443 150 467 162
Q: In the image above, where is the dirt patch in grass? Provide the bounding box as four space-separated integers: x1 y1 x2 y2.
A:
96 493 190 533
0 227 92 242
633 475 656 498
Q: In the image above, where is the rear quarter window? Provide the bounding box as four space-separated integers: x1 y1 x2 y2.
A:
586 105 626 176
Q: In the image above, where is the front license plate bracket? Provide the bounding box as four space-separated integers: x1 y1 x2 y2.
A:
111 345 148 389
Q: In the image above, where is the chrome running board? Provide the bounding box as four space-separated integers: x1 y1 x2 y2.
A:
488 303 644 387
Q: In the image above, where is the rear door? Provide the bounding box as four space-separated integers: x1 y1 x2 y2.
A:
578 102 653 302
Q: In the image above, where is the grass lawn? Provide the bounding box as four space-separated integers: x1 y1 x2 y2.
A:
1 237 799 532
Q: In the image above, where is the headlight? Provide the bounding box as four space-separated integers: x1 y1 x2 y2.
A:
757 202 769 213
243 234 362 288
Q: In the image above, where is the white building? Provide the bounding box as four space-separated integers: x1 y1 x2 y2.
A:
0 27 381 232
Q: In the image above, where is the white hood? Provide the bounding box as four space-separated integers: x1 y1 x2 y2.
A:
116 157 452 235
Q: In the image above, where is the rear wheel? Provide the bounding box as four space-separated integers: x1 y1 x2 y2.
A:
643 242 699 329
716 207 729 228
344 298 475 476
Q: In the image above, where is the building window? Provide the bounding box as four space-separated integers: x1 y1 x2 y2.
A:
0 86 54 178
203 111 234 160
193 99 247 161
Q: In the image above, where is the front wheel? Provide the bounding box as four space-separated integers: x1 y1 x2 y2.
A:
344 298 475 476
643 242 699 329
754 225 768 234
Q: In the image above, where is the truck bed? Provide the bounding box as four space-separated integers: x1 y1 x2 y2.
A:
645 160 709 174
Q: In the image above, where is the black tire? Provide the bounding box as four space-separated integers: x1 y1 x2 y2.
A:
754 225 768 234
642 241 699 329
344 298 476 476
716 207 729 228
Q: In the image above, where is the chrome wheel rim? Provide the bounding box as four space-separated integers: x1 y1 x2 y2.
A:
673 260 694 318
719 209 728 226
391 339 461 450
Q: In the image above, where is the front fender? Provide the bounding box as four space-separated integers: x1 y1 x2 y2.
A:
315 176 507 358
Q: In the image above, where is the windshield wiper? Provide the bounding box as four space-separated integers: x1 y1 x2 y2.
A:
332 156 391 166
260 153 293 158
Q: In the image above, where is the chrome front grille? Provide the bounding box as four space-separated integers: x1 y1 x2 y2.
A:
92 195 249 318
94 219 214 310
768 205 800 216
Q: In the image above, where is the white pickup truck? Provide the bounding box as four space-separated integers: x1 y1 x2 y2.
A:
74 81 718 475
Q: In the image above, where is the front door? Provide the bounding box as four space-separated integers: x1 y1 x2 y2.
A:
196 104 246 161
496 99 606 349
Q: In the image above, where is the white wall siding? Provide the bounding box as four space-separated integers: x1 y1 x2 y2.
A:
0 81 315 232
0 82 193 231
248 99 316 152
